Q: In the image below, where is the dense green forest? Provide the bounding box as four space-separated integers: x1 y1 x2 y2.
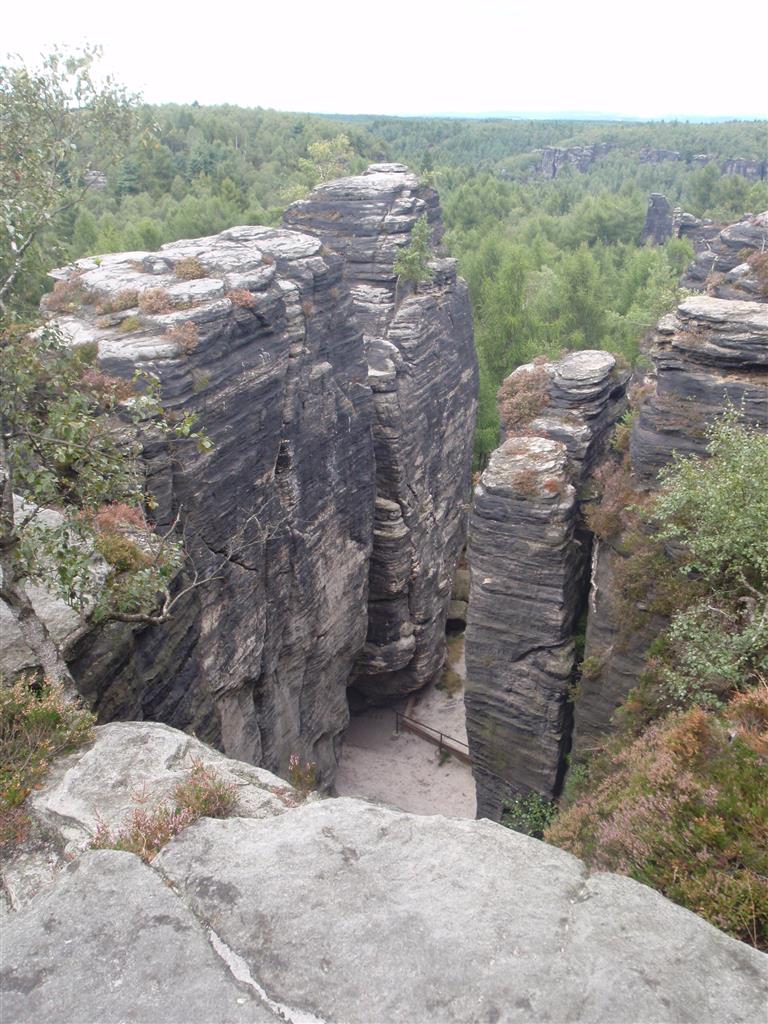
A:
23 103 768 464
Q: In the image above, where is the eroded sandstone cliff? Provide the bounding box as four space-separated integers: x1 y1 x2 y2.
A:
286 165 477 700
465 353 628 816
573 216 768 756
4 167 476 787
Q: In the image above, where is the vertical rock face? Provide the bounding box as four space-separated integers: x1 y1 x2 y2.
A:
286 165 477 700
43 226 376 784
14 166 476 786
641 193 673 245
465 353 627 817
572 216 768 758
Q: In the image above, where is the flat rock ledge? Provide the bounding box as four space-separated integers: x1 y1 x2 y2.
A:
2 722 766 1024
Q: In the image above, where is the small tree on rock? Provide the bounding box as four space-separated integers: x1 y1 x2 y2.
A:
393 215 434 292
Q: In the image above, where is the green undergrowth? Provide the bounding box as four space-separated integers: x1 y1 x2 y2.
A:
0 677 95 853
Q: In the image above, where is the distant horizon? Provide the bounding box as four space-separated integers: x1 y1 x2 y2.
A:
6 0 768 122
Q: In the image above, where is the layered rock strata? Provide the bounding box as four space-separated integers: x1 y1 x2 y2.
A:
680 210 768 297
3 721 766 1024
31 225 376 784
6 166 476 784
465 352 627 816
286 165 477 699
572 218 768 757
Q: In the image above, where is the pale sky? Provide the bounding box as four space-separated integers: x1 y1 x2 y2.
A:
5 0 768 119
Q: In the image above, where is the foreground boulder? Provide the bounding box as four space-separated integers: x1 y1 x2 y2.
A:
2 722 766 1024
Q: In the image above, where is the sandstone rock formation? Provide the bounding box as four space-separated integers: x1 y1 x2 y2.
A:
571 215 768 757
3 167 476 787
38 226 376 787
285 165 477 700
535 143 613 178
465 353 628 816
680 210 768 297
3 721 766 1024
641 193 673 245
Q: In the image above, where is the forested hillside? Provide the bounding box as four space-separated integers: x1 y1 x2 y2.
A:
22 104 768 464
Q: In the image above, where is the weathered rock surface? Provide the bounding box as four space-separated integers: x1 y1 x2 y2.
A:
31 224 377 786
680 210 768 298
4 165 475 787
286 165 477 700
3 721 766 1024
465 353 627 814
572 217 768 755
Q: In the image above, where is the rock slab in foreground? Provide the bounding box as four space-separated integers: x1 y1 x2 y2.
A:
2 721 766 1024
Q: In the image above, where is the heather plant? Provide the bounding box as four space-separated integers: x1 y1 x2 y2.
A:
287 753 318 796
497 365 550 433
547 698 768 949
174 256 206 281
90 759 238 862
1 676 94 851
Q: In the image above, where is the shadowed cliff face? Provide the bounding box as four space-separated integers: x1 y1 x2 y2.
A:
465 353 628 817
286 164 478 700
39 225 376 785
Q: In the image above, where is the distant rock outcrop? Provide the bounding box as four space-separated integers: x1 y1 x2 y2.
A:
3 721 766 1024
286 165 477 700
641 193 674 245
465 352 628 815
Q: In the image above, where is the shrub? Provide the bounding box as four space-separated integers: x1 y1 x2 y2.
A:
117 315 141 334
166 321 199 354
40 276 87 314
97 289 138 314
546 700 768 949
174 256 206 281
501 793 558 839
585 459 642 541
1 678 94 852
287 754 318 796
393 215 433 288
138 288 171 314
227 288 256 308
497 365 550 433
90 759 238 862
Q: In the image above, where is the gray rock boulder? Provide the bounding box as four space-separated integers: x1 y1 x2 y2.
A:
3 722 766 1024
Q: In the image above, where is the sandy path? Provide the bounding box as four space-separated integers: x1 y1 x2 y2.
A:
334 636 476 818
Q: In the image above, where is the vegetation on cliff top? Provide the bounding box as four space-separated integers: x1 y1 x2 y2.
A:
547 413 768 950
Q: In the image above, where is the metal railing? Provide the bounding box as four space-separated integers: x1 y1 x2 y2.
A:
394 711 471 765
